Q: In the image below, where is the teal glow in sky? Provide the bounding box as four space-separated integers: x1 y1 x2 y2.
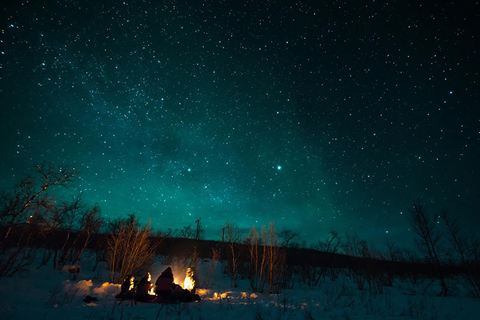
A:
1 1 479 246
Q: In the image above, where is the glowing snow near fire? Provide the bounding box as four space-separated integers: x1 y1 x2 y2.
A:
213 291 230 299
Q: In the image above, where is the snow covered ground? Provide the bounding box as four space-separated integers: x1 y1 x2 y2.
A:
1 253 479 320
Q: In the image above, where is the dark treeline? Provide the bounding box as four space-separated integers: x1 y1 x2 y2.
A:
1 224 470 278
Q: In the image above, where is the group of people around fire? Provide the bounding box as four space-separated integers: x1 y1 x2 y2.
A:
115 267 201 303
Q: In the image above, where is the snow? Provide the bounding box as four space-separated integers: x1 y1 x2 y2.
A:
0 254 479 319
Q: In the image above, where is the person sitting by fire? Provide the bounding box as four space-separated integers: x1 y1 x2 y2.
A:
116 275 135 300
172 284 201 302
155 267 175 303
154 266 201 303
136 272 155 302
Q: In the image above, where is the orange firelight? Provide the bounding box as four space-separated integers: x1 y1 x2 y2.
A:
183 267 195 291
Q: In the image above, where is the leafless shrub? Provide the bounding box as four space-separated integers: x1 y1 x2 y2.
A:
312 230 343 253
384 236 403 262
407 202 448 296
244 222 285 293
55 196 83 268
441 211 480 298
68 206 104 279
343 233 365 257
245 226 266 292
278 228 298 248
0 227 37 276
224 222 242 287
265 222 285 293
106 217 157 283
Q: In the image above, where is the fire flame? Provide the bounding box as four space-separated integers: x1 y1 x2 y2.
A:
128 277 135 292
183 268 195 291
146 273 155 295
184 276 194 291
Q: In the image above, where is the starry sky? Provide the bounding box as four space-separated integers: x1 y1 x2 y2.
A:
1 0 479 247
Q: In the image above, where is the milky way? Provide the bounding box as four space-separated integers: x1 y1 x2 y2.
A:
1 1 479 246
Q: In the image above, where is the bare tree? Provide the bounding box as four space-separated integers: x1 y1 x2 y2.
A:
177 224 195 239
0 164 76 276
278 228 298 248
314 230 343 253
344 233 363 257
194 218 204 240
441 210 468 264
57 196 84 268
224 222 242 287
34 197 84 269
384 236 402 262
407 202 448 296
245 226 266 292
29 197 69 268
73 206 103 264
441 210 480 298
266 222 284 293
0 225 37 277
1 163 76 239
106 217 156 283
219 226 226 242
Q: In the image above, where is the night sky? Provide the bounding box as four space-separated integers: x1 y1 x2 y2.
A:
1 1 479 247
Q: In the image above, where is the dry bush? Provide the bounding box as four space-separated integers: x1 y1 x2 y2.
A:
106 218 157 283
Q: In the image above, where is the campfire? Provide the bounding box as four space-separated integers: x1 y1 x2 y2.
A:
146 272 155 295
183 267 195 292
128 276 135 292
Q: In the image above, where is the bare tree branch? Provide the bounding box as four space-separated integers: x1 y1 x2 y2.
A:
1 164 76 239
